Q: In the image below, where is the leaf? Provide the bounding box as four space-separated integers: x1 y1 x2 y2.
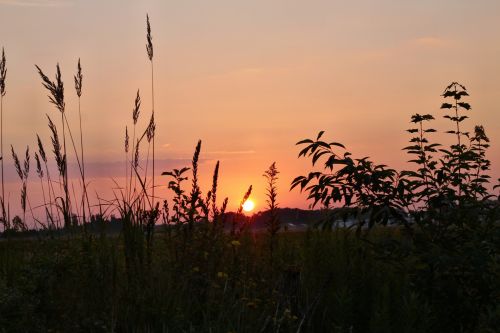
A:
402 145 420 151
312 150 329 166
442 91 456 98
458 102 471 110
316 131 325 140
440 103 453 109
329 142 346 149
298 146 311 157
296 138 313 145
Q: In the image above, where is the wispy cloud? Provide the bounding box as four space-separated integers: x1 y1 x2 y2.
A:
0 0 71 7
411 36 452 48
206 150 256 155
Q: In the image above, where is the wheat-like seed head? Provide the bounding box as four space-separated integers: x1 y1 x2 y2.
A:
134 141 140 168
125 126 129 153
35 153 43 178
74 58 82 98
146 113 155 143
211 161 220 216
36 134 47 163
133 89 141 124
21 184 26 213
11 145 22 180
146 14 153 61
47 115 65 176
0 47 6 97
35 64 65 113
220 197 228 216
36 64 65 113
23 146 30 179
237 185 252 214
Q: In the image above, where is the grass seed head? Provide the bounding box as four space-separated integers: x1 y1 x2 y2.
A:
74 58 82 98
146 14 153 61
0 47 6 97
36 64 65 113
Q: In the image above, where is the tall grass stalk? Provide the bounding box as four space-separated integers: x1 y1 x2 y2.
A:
0 48 7 229
128 90 141 203
232 185 252 236
37 134 59 227
34 152 51 228
146 14 155 209
37 64 89 227
74 58 88 225
11 146 31 226
36 64 71 227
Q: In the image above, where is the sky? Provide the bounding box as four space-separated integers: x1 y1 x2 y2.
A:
0 0 499 218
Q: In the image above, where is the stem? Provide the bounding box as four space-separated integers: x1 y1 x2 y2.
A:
151 60 155 210
62 112 91 222
61 111 70 227
129 125 136 204
0 96 5 226
454 87 462 198
78 96 87 225
474 138 482 199
125 134 128 203
44 160 59 228
419 121 431 205
38 176 49 227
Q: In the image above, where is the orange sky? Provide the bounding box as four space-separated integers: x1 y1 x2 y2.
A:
0 0 499 217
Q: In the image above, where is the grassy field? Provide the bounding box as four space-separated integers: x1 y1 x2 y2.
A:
0 223 498 333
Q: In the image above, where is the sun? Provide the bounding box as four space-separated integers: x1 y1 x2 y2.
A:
242 199 255 212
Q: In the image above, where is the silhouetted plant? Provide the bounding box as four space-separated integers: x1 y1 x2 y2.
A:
232 185 252 236
36 133 58 227
0 48 7 230
146 14 156 210
73 58 89 225
162 167 189 225
11 145 31 227
291 131 408 231
188 140 202 229
292 82 500 331
263 162 280 263
36 64 72 227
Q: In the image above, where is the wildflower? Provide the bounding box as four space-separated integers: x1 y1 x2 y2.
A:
217 271 228 279
231 240 241 247
192 266 199 272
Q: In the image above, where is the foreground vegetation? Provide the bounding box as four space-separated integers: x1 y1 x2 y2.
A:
0 14 499 333
0 222 496 333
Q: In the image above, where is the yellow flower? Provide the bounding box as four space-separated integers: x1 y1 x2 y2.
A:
217 271 228 279
192 267 200 272
231 240 241 247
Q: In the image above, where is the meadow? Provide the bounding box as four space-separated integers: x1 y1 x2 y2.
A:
0 15 499 333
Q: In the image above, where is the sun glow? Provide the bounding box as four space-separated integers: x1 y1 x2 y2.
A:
242 199 255 212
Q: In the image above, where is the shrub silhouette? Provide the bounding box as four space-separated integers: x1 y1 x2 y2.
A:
292 82 500 331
